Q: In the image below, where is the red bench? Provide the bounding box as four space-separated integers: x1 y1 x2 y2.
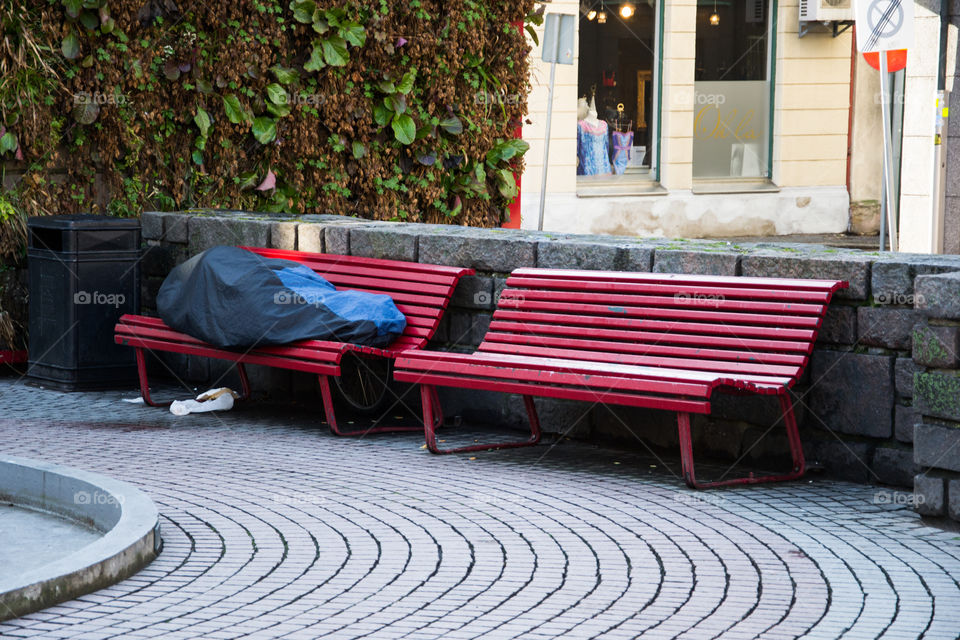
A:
394 268 847 488
115 247 472 435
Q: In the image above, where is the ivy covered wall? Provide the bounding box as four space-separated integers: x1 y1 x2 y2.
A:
0 0 538 256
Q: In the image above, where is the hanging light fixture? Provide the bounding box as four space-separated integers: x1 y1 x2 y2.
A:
620 2 635 19
587 8 597 20
597 2 607 24
709 0 720 25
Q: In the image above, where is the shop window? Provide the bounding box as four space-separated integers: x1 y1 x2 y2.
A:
693 0 773 182
577 1 661 192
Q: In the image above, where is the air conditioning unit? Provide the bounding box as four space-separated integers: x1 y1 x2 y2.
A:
799 0 853 22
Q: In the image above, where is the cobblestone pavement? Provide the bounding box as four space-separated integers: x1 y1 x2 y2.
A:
1 379 959 640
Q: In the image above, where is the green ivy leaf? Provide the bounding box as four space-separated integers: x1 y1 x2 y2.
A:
525 24 539 46
290 0 316 23
391 113 415 145
341 22 366 47
63 0 83 19
238 171 259 190
0 132 17 155
415 124 433 140
384 94 406 115
61 32 81 59
321 35 349 66
396 69 416 95
312 17 329 34
324 7 346 26
373 103 392 127
100 16 115 34
79 9 99 30
270 65 299 85
191 149 204 165
252 116 277 144
377 80 396 94
266 101 291 118
439 115 463 136
512 139 531 155
351 141 366 159
497 169 517 198
303 41 326 71
194 107 211 138
265 83 287 106
222 94 248 124
196 78 213 94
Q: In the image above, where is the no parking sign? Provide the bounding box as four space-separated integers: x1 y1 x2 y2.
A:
854 0 914 53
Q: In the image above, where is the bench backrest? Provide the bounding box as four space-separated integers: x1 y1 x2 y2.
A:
481 268 848 388
243 246 473 352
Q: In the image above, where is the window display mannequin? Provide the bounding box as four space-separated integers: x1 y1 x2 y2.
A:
577 94 612 176
610 103 634 176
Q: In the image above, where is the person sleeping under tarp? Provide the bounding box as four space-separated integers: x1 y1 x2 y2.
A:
156 246 406 349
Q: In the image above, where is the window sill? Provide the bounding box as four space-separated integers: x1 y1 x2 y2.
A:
576 177 668 198
691 178 780 194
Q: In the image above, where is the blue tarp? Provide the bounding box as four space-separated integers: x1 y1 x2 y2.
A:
157 246 406 349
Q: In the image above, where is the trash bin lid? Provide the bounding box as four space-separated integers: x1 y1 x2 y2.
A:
27 214 141 230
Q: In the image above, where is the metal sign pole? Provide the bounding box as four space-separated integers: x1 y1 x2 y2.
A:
878 166 887 252
536 14 573 232
537 16 562 232
538 57 558 232
879 52 898 251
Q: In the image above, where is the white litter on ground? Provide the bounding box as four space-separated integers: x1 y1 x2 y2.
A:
170 388 239 416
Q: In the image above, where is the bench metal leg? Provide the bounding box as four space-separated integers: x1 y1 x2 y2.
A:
236 363 251 401
135 348 170 407
421 385 542 454
318 375 423 437
135 348 251 407
676 392 805 489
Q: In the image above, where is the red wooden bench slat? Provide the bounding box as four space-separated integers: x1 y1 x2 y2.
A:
510 268 846 292
482 332 809 366
497 296 823 329
394 370 714 413
487 320 814 354
116 335 340 375
500 288 827 315
399 359 715 397
343 288 450 309
116 323 347 362
289 272 453 297
290 260 459 284
492 310 818 342
392 304 442 318
477 342 801 380
397 350 792 387
118 315 363 354
506 276 834 303
245 246 467 277
277 261 457 288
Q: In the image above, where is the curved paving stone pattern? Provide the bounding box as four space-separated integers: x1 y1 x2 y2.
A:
1 380 958 639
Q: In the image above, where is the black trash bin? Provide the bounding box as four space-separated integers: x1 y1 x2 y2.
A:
27 214 141 390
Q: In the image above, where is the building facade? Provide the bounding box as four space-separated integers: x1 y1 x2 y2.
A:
520 0 954 250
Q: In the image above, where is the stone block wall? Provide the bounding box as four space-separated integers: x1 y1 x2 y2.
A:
140 210 960 522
